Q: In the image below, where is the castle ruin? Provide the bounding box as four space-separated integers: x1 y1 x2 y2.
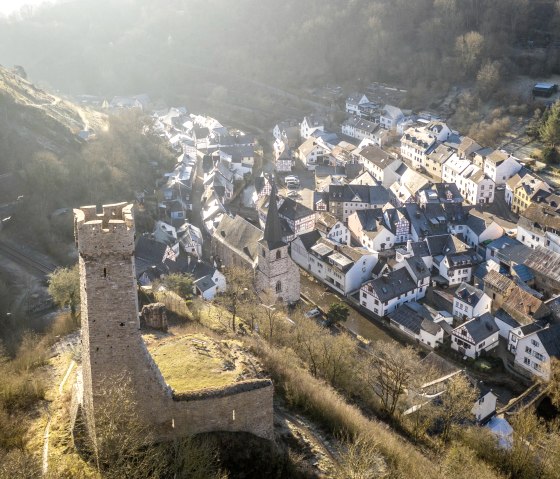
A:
73 202 273 444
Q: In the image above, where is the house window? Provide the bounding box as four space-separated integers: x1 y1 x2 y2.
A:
525 346 532 354
524 357 531 365
531 339 540 348
276 250 282 260
275 281 282 293
374 299 379 305
362 291 367 298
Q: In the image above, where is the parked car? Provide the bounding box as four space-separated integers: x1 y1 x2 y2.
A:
305 308 321 318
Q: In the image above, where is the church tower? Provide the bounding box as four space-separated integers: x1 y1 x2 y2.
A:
255 183 300 303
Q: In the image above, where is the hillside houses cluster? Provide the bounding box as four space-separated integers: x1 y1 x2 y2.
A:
263 100 560 383
130 106 261 301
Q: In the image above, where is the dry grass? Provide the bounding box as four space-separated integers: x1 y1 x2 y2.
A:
146 332 257 393
250 340 504 479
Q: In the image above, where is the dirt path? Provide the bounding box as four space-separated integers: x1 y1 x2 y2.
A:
275 404 339 477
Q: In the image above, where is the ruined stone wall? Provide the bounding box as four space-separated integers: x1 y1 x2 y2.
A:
75 203 273 444
167 380 274 441
141 303 168 331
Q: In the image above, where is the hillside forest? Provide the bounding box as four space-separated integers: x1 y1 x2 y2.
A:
0 0 559 102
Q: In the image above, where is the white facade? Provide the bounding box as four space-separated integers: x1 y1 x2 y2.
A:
453 291 492 319
348 211 396 252
442 157 495 205
484 155 522 185
300 116 325 140
345 94 369 115
513 332 552 380
400 127 438 169
322 221 351 246
290 238 377 296
451 318 499 359
360 267 429 317
464 221 504 247
472 391 497 423
436 256 476 286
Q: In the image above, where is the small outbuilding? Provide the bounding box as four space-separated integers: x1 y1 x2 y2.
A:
532 83 558 98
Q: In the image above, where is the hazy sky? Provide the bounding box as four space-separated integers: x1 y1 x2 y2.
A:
0 0 50 15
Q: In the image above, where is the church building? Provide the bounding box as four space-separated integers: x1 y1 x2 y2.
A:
212 182 300 304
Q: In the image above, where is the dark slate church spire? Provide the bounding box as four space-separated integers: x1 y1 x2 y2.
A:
260 180 285 249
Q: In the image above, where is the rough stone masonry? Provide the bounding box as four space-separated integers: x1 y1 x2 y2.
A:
73 202 273 445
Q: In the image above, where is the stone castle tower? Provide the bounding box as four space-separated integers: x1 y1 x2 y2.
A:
74 202 273 443
255 184 300 303
74 203 172 436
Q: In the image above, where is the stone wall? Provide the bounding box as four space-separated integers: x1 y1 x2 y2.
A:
74 203 273 445
141 303 168 331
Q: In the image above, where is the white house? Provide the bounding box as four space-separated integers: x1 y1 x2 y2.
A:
357 145 403 187
462 211 505 248
300 115 325 140
379 104 404 131
442 157 495 205
176 222 204 257
512 324 560 380
483 150 522 185
327 184 391 222
290 234 377 295
316 212 350 245
296 137 330 170
453 283 492 320
183 257 227 301
360 257 430 317
472 382 498 424
451 313 499 359
341 116 380 142
400 127 438 170
348 209 395 252
517 201 560 254
387 302 444 348
346 93 370 116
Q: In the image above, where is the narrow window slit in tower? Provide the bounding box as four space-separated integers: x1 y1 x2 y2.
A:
103 267 107 278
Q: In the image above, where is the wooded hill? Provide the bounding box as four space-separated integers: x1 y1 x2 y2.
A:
0 0 559 100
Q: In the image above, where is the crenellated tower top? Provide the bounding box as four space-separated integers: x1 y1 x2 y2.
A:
74 202 135 257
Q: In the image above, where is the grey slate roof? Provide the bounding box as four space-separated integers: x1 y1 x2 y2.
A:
410 241 431 258
296 230 323 251
456 313 499 344
537 324 560 357
455 282 486 307
278 197 315 221
365 268 417 302
388 302 442 336
261 183 286 250
328 184 390 205
214 214 262 264
496 244 533 266
405 256 430 282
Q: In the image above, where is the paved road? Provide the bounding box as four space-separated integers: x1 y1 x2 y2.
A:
299 272 393 343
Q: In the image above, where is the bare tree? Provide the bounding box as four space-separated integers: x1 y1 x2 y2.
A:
437 374 477 442
508 408 546 478
365 342 420 417
86 375 168 479
216 266 254 333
